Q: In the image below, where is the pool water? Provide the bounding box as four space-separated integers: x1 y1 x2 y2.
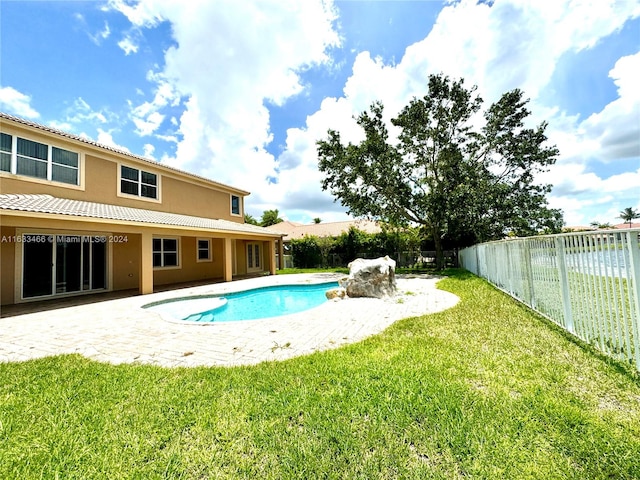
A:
146 281 339 323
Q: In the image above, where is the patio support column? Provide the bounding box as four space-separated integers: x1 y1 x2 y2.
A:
278 236 284 270
222 237 233 282
267 240 276 275
140 231 154 294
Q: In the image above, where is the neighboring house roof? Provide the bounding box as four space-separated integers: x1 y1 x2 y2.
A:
563 225 593 231
565 223 640 231
263 220 303 237
266 219 381 241
0 112 249 196
614 222 640 229
0 194 282 237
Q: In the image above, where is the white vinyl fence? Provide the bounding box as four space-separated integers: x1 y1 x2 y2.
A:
459 229 640 372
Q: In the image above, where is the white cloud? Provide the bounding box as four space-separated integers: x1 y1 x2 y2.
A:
540 49 640 225
107 0 164 27
265 0 639 222
108 0 639 224
48 120 74 131
129 77 181 136
75 13 111 46
110 0 340 202
143 143 155 158
96 128 130 152
602 168 640 193
275 0 640 223
579 51 640 161
89 21 111 45
0 86 40 118
118 36 139 55
60 98 112 130
132 110 164 136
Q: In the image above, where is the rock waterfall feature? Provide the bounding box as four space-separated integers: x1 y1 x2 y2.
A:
338 256 397 299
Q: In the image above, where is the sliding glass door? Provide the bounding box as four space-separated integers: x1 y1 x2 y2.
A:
22 234 107 299
23 238 53 298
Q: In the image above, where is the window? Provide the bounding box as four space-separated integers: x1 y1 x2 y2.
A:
153 238 179 268
17 138 48 179
0 133 79 185
231 194 241 215
120 165 158 199
197 239 211 262
51 147 79 184
1 133 11 172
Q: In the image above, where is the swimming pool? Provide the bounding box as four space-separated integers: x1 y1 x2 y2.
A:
144 281 339 323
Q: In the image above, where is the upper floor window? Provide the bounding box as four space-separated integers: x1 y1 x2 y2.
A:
0 132 79 185
1 133 12 172
121 165 158 199
231 194 241 215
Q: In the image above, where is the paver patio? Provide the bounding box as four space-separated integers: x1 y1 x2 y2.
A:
0 273 459 367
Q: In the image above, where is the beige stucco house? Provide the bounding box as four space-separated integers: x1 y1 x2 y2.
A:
0 112 284 306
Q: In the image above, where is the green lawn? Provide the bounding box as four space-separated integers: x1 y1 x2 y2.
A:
1 270 639 479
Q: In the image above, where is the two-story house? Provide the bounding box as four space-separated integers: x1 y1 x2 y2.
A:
0 112 284 306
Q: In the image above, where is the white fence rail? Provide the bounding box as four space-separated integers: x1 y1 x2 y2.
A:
459 229 640 372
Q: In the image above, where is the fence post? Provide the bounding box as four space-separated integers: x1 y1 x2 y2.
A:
555 236 574 334
625 230 640 371
505 242 513 295
523 240 535 308
471 245 478 275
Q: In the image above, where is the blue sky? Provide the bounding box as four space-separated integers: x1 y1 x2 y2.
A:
1 0 639 227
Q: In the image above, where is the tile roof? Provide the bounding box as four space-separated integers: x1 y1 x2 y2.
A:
0 112 249 195
266 219 381 241
0 194 284 237
614 222 640 229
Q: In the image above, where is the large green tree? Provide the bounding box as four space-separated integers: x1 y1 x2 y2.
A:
317 74 563 269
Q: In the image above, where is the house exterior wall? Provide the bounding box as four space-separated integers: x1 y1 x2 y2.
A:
0 115 280 306
0 223 145 305
235 239 249 275
112 234 140 291
153 236 224 287
0 222 234 305
234 239 274 276
1 225 16 305
0 121 245 221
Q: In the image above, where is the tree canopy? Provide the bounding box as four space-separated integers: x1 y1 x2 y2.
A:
618 207 640 228
244 213 259 225
260 209 284 227
317 73 563 269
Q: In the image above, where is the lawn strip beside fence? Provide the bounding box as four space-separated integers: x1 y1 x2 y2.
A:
460 229 640 372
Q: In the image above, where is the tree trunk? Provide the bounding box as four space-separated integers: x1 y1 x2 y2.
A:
432 226 445 270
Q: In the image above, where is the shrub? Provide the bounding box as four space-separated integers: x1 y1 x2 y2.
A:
290 236 322 268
